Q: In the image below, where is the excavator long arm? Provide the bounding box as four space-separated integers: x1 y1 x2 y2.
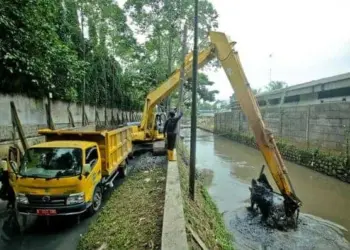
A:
138 31 301 216
209 32 301 216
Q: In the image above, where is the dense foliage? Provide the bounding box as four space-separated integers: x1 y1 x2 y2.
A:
0 0 219 111
124 0 219 108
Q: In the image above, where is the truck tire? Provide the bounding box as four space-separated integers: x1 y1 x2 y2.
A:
87 185 102 216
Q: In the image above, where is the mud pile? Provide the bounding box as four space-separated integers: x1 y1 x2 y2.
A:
130 152 167 172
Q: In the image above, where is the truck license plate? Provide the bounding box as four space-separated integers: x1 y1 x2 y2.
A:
36 209 57 215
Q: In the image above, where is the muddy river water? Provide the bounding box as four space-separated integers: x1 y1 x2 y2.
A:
181 128 350 250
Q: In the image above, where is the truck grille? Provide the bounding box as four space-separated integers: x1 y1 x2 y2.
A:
27 195 67 207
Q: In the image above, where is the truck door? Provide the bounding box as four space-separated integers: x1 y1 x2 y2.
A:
84 146 101 202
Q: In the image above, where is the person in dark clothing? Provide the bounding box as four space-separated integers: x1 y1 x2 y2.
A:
163 110 183 154
0 159 15 209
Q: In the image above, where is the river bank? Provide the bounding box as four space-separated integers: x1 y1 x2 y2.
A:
78 146 234 250
177 139 234 249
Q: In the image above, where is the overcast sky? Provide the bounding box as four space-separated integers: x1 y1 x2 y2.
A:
118 0 350 101
206 0 350 100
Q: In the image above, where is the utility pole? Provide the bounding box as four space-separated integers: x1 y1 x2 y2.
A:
177 22 188 134
80 9 86 126
111 62 115 124
104 59 108 126
166 34 173 112
189 0 199 200
165 0 174 113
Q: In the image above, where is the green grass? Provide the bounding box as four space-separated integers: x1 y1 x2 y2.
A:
78 166 167 250
177 140 234 250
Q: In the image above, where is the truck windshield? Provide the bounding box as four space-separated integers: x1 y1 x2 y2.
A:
19 147 82 178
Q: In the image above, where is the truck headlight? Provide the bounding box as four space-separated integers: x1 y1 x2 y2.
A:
16 193 29 204
66 192 85 205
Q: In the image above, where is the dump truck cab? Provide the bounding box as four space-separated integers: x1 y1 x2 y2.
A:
8 127 132 217
12 140 100 216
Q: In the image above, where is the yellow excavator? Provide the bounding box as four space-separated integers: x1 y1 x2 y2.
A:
129 31 301 221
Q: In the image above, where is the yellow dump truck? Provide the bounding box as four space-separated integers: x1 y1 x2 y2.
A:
7 127 132 216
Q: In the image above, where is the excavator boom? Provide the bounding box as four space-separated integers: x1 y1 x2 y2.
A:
209 32 301 217
135 31 301 217
139 46 214 132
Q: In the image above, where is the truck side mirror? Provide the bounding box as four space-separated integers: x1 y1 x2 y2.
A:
83 164 91 177
8 160 18 175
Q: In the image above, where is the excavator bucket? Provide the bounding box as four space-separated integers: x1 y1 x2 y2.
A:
248 166 300 230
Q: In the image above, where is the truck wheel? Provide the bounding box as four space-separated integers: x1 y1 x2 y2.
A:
87 185 102 216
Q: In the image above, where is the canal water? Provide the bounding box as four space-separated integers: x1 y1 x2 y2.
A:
181 128 350 250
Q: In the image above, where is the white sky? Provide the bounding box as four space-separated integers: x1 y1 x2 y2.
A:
118 0 350 101
206 0 350 100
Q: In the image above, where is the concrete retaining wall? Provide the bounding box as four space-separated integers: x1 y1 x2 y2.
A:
215 102 350 152
161 160 188 250
0 93 141 157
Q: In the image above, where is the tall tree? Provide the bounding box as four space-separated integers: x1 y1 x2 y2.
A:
265 81 288 91
173 72 219 108
124 0 219 106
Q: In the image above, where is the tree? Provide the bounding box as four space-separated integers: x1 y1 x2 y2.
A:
229 87 261 107
0 0 220 114
172 72 219 108
265 81 288 91
0 0 85 99
0 0 147 111
124 0 219 109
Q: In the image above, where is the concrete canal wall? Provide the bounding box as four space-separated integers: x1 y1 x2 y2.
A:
0 93 141 157
196 110 350 184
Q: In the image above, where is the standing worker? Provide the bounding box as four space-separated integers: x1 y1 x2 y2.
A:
0 159 15 209
164 109 183 160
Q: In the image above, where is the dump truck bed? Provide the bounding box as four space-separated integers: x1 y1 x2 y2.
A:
38 127 132 177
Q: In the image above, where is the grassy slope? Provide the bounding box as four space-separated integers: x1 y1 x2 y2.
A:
78 166 167 250
177 140 234 250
